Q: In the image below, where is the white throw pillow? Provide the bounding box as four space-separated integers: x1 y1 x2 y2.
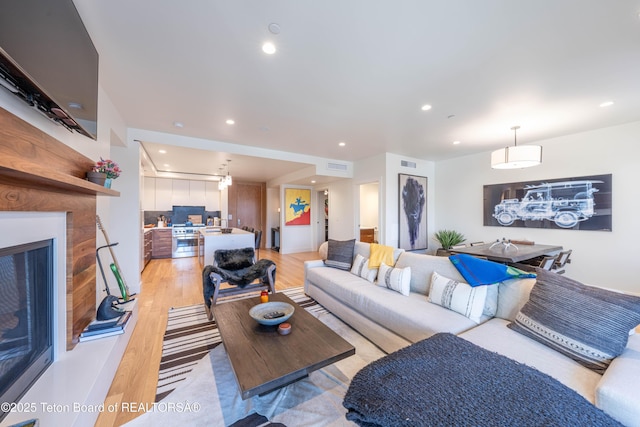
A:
350 254 378 283
483 284 499 317
377 262 411 296
428 271 488 324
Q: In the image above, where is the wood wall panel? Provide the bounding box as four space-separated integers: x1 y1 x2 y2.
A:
0 107 117 350
227 180 267 247
0 107 93 178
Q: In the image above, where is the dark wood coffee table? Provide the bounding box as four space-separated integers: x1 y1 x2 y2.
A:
211 292 355 399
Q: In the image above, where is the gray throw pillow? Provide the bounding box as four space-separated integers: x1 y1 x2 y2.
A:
508 268 640 373
324 239 356 271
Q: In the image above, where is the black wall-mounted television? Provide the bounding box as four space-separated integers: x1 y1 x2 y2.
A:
0 0 98 139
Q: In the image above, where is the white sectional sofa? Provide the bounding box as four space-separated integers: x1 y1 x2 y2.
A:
304 240 640 427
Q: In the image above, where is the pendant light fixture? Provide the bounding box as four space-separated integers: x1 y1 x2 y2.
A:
491 126 542 169
224 159 233 186
218 166 227 191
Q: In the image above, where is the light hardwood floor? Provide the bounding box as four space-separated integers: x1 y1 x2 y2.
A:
94 249 320 427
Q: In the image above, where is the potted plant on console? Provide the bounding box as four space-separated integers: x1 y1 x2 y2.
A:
88 157 121 188
433 229 466 256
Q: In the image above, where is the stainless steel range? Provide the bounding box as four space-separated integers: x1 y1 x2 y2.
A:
172 224 204 258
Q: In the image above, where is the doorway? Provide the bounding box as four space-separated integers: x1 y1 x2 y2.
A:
315 189 329 249
359 182 380 243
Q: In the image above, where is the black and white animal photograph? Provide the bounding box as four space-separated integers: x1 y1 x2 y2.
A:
399 174 427 251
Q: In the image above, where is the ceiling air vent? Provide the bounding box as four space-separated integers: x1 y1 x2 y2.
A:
327 162 348 171
401 160 417 168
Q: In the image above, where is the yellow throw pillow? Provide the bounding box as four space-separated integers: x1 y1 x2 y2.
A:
368 243 395 269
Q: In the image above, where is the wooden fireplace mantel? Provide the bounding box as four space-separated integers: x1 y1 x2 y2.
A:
0 163 120 197
0 106 119 349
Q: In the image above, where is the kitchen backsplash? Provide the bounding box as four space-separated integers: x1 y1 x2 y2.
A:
144 210 221 226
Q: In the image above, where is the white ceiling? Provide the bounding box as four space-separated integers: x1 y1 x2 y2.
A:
74 1 640 182
139 140 330 184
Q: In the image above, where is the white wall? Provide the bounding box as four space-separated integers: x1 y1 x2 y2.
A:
435 120 640 293
325 179 356 243
107 140 142 294
266 187 280 248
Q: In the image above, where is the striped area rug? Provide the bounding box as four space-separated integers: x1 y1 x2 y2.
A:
155 287 327 402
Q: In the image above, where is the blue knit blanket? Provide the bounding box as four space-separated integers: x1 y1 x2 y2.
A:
343 333 622 427
449 253 536 286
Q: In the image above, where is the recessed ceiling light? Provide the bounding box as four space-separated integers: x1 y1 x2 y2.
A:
163 164 170 167
226 119 235 125
268 23 281 35
68 102 83 110
311 180 316 184
421 104 432 111
262 42 276 54
159 150 167 154
173 121 184 128
453 140 461 145
599 101 614 107
338 141 346 147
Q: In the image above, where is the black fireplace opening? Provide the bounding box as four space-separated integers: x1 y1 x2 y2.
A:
0 239 54 421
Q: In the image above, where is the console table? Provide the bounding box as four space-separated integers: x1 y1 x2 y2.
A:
450 242 562 264
271 227 280 252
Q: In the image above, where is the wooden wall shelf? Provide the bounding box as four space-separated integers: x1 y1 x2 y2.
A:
0 164 120 197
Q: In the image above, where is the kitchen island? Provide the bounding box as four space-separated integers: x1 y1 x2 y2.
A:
198 227 256 267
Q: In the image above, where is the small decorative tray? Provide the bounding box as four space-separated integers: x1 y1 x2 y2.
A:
220 228 233 234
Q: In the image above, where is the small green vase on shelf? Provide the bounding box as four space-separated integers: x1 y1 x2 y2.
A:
104 178 112 189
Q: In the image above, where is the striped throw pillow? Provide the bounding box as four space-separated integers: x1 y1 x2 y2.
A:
377 262 411 296
428 271 488 324
508 268 640 373
350 254 378 283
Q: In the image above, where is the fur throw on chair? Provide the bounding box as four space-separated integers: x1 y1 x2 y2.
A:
202 247 276 313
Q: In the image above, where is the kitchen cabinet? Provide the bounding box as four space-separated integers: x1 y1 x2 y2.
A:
152 228 172 259
143 229 153 267
190 180 206 206
197 228 255 267
142 177 156 210
143 177 221 211
205 182 221 211
171 180 190 206
360 228 375 243
155 178 173 210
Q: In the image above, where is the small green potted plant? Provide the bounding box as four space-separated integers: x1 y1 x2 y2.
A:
433 230 466 256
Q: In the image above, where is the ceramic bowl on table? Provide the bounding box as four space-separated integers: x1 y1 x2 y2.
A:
249 302 295 326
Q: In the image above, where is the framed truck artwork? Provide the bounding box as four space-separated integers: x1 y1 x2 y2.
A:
483 174 612 231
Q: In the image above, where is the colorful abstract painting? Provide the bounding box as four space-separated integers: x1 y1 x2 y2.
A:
285 188 311 226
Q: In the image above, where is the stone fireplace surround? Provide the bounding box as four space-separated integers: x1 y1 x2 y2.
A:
0 107 137 426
